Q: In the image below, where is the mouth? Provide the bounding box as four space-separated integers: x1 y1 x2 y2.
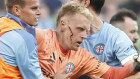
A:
35 18 39 21
76 41 82 46
133 40 137 43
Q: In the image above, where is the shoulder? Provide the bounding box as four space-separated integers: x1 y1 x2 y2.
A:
0 30 27 53
103 22 120 33
1 30 25 45
36 28 56 51
36 28 54 41
103 22 127 38
1 29 36 52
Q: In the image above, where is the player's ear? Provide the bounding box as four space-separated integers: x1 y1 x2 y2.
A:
60 20 66 32
81 0 90 7
12 5 21 17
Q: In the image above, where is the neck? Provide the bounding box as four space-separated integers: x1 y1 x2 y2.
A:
56 32 69 55
88 7 103 35
56 31 68 51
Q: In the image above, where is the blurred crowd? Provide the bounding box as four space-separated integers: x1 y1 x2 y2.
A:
0 0 140 51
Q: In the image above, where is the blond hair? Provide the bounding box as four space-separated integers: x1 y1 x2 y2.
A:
56 2 93 27
5 0 25 13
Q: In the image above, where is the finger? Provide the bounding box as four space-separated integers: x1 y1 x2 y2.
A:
133 53 139 61
134 55 138 60
93 75 103 79
49 59 55 65
59 68 66 74
49 58 55 62
137 54 140 63
93 75 98 78
64 72 72 78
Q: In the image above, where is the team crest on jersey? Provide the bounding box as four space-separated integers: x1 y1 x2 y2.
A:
94 43 105 55
65 62 74 74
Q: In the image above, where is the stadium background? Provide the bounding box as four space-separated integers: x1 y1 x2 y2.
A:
0 0 140 52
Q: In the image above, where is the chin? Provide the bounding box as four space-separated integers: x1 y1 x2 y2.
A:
72 47 79 51
33 23 38 26
30 22 38 26
73 49 78 51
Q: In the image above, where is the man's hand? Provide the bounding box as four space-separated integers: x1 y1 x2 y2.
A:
93 75 103 79
133 53 140 72
125 72 140 79
53 68 72 79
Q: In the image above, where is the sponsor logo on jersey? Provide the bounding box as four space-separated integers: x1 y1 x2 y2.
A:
65 62 74 74
94 43 105 55
41 68 53 78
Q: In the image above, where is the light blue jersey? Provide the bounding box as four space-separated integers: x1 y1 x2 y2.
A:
81 22 137 68
0 13 45 79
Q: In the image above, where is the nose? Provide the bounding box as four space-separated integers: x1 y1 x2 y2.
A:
36 8 41 15
81 31 87 39
134 32 139 41
82 35 87 39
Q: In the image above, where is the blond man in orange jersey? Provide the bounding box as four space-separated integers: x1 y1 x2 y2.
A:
36 2 140 79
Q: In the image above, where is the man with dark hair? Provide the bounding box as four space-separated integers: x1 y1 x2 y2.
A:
110 9 139 50
110 9 139 79
0 0 45 78
69 0 137 68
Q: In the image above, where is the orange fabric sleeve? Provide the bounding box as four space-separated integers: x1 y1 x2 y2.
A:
70 48 110 79
102 64 136 79
81 57 110 78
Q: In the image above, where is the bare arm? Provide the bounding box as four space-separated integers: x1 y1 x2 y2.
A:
125 72 140 79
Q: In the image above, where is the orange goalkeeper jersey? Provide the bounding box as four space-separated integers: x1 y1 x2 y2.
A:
36 28 110 79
